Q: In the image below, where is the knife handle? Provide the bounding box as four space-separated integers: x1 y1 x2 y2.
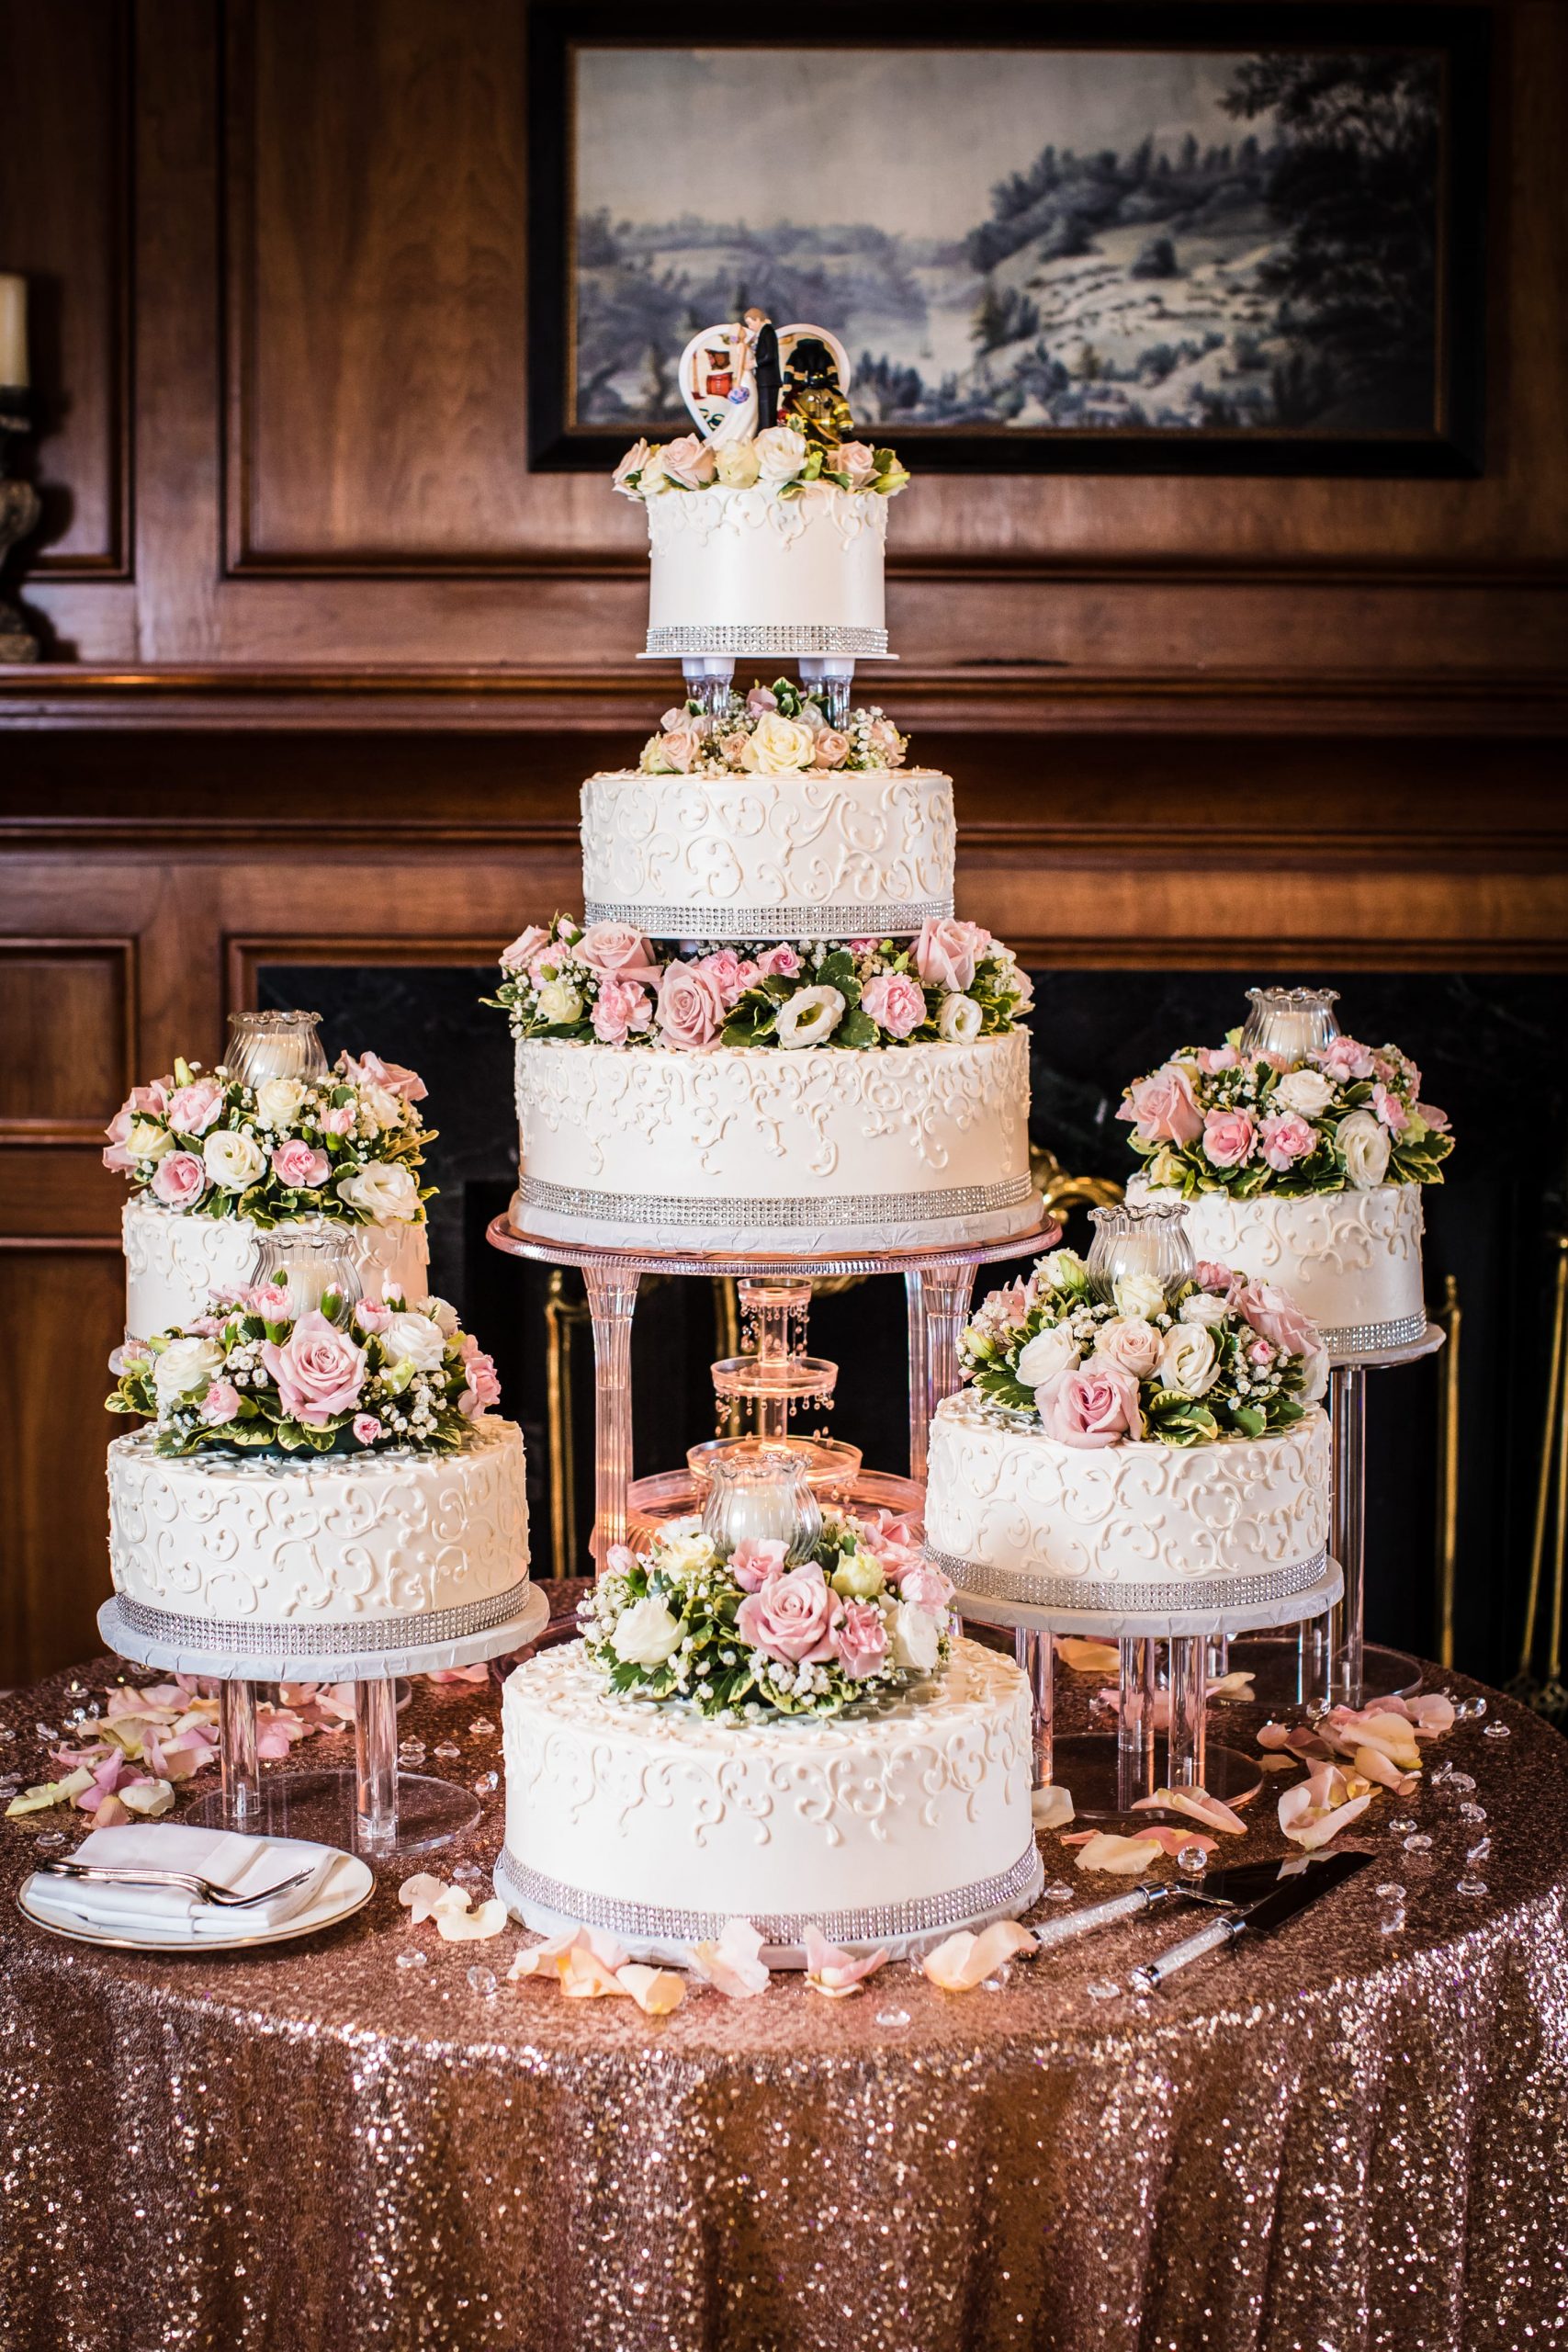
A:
1129 1912 1240 1993
1032 1884 1168 1954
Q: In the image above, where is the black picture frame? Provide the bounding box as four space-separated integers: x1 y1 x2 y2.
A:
527 2 1489 479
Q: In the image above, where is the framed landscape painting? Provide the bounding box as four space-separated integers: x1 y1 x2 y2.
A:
527 3 1488 476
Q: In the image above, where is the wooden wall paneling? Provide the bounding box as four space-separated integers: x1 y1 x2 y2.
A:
0 939 135 1132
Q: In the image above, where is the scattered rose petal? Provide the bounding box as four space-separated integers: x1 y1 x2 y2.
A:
922 1920 1037 1991
398 1872 450 1922
1323 1708 1422 1771
1056 1638 1119 1675
1279 1764 1377 1849
7 1769 95 1815
1405 1691 1456 1737
436 1898 508 1943
1065 1830 1165 1874
118 1777 175 1818
691 1916 772 1998
1133 1786 1248 1836
1259 1754 1305 1774
615 1962 684 2015
423 1663 491 1685
1032 1783 1076 1830
510 1925 627 1984
562 1943 630 1998
803 1926 888 1997
91 1792 132 1826
1351 1745 1419 1795
1209 1670 1258 1699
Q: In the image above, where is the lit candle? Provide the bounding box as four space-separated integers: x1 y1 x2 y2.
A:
0 276 28 390
1238 987 1340 1065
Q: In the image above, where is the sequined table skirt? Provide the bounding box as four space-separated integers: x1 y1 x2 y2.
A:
2 1625 1565 2352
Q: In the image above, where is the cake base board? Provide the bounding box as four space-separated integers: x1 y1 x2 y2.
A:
185 1768 480 1859
1046 1734 1264 1820
490 1206 1059 1283
97 1585 549 1686
491 1841 1045 1972
1328 1321 1447 1372
1224 1632 1423 1705
951 1559 1344 1645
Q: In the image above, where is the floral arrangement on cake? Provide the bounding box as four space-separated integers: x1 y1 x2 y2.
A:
639 678 907 777
1118 1034 1452 1199
103 1051 434 1228
613 425 908 503
959 1248 1327 1447
489 917 1032 1052
107 1284 501 1459
579 1510 953 1720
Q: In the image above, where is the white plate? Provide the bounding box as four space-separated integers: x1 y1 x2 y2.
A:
16 1844 375 1953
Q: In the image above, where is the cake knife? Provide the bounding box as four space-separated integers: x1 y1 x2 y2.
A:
1127 1849 1371 1992
1030 1853 1342 1956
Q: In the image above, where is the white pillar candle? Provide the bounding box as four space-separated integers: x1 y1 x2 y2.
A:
0 276 28 389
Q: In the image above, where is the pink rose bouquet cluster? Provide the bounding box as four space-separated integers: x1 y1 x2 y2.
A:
613 428 908 504
960 1246 1326 1448
107 1283 502 1460
1117 1031 1452 1199
490 915 1032 1054
637 679 908 777
102 1049 434 1228
578 1508 953 1719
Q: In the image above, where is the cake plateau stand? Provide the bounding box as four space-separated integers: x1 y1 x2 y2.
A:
97 1587 548 1860
485 1211 1061 1567
953 1559 1343 1821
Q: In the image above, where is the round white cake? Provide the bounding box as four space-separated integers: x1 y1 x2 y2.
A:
496 1634 1041 1965
1142 1180 1427 1357
580 765 954 940
121 1197 429 1343
106 1417 530 1657
924 1390 1331 1619
644 481 890 659
512 1029 1037 1253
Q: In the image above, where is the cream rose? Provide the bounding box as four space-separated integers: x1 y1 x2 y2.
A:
611 1596 683 1668
1157 1323 1220 1397
937 994 982 1045
657 1531 716 1585
740 712 815 775
773 986 844 1048
889 1600 942 1675
360 1083 403 1133
753 424 808 482
380 1311 446 1372
1276 1067 1336 1116
254 1077 307 1130
1179 1289 1232 1329
1113 1271 1167 1323
202 1128 266 1191
535 978 584 1026
1095 1317 1165 1380
714 439 760 489
126 1115 175 1163
1338 1109 1392 1190
1015 1323 1080 1388
152 1335 224 1411
336 1161 420 1222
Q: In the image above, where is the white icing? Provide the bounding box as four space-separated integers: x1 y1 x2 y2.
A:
580 766 954 936
646 481 887 638
501 1634 1032 1924
512 1031 1038 1252
1139 1181 1426 1339
107 1418 528 1625
924 1393 1331 1592
121 1197 429 1342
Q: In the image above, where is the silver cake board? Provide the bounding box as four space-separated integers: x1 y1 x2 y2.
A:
96 1585 550 1687
951 1559 1343 1645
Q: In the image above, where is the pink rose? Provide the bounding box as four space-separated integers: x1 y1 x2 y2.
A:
1233 1281 1321 1363
812 729 850 769
320 1102 355 1136
758 944 802 978
656 962 727 1050
660 707 688 732
271 1137 330 1189
201 1379 241 1425
694 948 756 1009
458 1348 501 1416
341 1050 426 1102
353 1413 382 1446
102 1083 170 1170
576 922 660 984
605 1544 637 1577
895 1562 954 1614
866 718 902 762
1248 1339 1276 1367
1417 1101 1450 1133
355 1296 392 1332
860 970 927 1039
1314 1035 1375 1082
853 1508 924 1577
834 1601 888 1679
502 925 551 973
735 1564 841 1665
718 730 751 765
1034 1361 1143 1449
1371 1083 1409 1136
1196 1045 1240 1074
831 441 878 490
1202 1108 1258 1169
1196 1260 1235 1295
260 1308 367 1427
658 726 701 774
167 1077 225 1136
745 686 778 718
661 432 716 489
1259 1110 1315 1171
151 1150 207 1209
729 1537 788 1594
248 1282 294 1321
1117 1062 1203 1147
591 976 653 1046
849 938 880 957
912 917 990 993
613 438 651 491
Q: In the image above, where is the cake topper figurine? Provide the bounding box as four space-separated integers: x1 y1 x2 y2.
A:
678 317 853 447
751 309 783 434
780 335 854 451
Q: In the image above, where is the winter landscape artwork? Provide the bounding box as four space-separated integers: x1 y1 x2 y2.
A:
530 9 1485 474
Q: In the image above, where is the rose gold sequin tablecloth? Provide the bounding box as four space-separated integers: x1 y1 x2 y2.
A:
2 1622 1566 2352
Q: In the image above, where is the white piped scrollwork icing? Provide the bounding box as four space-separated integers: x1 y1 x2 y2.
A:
1165 1183 1426 1346
646 482 888 641
923 1393 1331 1592
107 1419 528 1625
121 1197 429 1342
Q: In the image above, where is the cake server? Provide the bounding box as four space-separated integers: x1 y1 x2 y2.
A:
1031 1853 1345 1956
1127 1849 1372 1992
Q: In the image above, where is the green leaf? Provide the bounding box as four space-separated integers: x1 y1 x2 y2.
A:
818 948 856 990
838 1007 878 1050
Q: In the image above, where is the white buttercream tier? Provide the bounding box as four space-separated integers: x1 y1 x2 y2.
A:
645 481 889 656
924 1393 1331 1615
512 1031 1038 1254
121 1197 429 1343
106 1418 530 1650
497 1636 1041 1966
579 765 954 941
1134 1178 1427 1356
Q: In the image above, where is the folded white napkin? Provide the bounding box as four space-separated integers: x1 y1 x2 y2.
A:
24 1823 341 1942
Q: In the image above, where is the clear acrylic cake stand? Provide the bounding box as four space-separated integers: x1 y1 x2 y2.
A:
97 1589 548 1859
484 1211 1063 1566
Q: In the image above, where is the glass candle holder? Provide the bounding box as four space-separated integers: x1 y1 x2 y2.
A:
1238 986 1340 1067
250 1222 363 1317
701 1449 822 1564
224 1010 329 1089
1086 1200 1195 1309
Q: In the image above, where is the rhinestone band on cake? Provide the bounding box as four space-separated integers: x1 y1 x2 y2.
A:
1320 1311 1430 1357
644 623 889 658
931 1546 1331 1618
517 1170 1033 1229
581 896 953 939
111 1579 537 1657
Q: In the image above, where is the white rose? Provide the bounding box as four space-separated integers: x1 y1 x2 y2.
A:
774 986 845 1048
152 1335 224 1410
380 1311 446 1372
126 1116 174 1162
889 1600 942 1675
202 1128 265 1191
937 994 982 1045
1157 1323 1220 1397
360 1083 403 1132
1179 1289 1232 1329
535 978 584 1026
426 1296 460 1338
1276 1067 1336 1116
336 1160 420 1222
655 1531 716 1585
1095 1317 1164 1379
1113 1271 1167 1323
753 424 808 482
740 712 815 775
1015 1323 1080 1387
254 1077 306 1130
1338 1109 1392 1190
611 1595 683 1668
714 439 760 488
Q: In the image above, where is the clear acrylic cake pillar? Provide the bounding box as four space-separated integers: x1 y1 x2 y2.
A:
219 1680 262 1826
905 1264 977 1481
796 656 854 731
1117 1638 1157 1811
1165 1636 1208 1789
355 1675 400 1852
1015 1626 1053 1789
584 1264 641 1570
1328 1360 1368 1708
